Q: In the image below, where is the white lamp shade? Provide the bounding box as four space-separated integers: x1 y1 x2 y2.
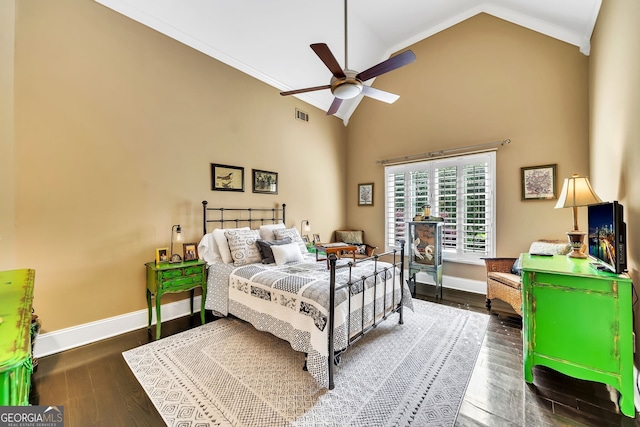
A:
554 174 602 209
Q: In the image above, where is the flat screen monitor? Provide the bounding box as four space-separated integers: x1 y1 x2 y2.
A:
587 201 627 274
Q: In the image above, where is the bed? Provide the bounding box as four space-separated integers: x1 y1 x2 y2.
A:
199 201 411 389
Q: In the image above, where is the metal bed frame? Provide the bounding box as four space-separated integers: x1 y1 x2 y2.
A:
202 200 406 389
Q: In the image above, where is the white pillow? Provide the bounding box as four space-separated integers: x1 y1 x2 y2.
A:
259 223 286 241
272 242 304 266
529 241 571 255
224 229 262 266
273 227 307 254
197 232 220 265
214 227 249 264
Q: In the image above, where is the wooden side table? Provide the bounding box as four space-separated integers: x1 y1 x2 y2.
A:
315 243 357 269
145 260 207 339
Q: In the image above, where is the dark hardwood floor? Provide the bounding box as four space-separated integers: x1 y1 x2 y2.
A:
30 288 639 426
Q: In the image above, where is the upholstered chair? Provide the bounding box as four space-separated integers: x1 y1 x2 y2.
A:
484 240 571 316
333 230 377 259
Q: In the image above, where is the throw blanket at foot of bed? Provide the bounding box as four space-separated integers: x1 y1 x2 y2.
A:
123 299 489 427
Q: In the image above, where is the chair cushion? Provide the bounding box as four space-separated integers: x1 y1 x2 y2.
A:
488 272 521 290
335 230 364 245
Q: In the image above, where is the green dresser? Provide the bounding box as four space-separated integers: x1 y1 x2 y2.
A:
145 260 207 339
0 269 35 406
521 254 634 417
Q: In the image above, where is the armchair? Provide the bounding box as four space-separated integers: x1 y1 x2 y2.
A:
333 230 377 259
484 240 571 316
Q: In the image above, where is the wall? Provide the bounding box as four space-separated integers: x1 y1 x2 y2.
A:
346 13 590 283
12 0 347 333
590 0 640 352
0 0 16 269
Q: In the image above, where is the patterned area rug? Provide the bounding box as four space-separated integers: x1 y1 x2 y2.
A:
123 299 489 426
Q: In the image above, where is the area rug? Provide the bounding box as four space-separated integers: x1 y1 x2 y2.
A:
123 299 489 426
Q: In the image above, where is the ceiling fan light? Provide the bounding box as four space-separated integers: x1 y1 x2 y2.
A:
332 82 363 100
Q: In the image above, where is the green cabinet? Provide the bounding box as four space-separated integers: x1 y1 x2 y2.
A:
521 254 634 417
0 269 35 406
145 260 207 339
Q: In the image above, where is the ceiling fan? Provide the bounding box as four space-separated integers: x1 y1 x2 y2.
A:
280 0 416 116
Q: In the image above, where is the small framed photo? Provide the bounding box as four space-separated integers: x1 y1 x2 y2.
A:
252 169 278 194
302 235 310 244
155 247 169 265
211 163 244 192
521 164 557 201
358 183 374 206
183 242 199 262
313 234 321 244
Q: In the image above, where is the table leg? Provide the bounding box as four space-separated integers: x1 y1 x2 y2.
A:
200 285 206 325
190 289 194 316
146 289 152 329
155 292 162 340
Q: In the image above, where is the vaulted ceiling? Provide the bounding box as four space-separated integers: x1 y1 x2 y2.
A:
94 0 601 123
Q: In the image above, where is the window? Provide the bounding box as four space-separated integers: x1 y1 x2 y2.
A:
384 152 496 264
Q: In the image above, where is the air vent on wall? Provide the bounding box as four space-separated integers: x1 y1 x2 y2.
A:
295 108 309 122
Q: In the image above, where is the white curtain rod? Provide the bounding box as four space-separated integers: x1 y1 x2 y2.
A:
376 138 511 165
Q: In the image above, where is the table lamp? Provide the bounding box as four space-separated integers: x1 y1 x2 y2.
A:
170 224 183 262
554 174 602 258
301 220 311 233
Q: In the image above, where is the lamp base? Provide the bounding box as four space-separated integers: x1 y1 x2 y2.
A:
566 230 587 258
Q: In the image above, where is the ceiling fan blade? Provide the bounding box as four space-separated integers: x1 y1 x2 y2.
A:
356 50 416 82
326 97 343 115
280 84 331 96
361 86 400 104
311 43 346 79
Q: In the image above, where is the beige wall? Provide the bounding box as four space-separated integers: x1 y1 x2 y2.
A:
12 0 346 333
590 0 640 352
346 13 590 282
0 0 16 269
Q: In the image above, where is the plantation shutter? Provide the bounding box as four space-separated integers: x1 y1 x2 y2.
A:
384 151 495 263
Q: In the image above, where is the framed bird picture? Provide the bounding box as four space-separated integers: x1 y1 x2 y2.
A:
211 163 244 192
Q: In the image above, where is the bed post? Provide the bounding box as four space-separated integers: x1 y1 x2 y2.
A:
202 201 208 234
328 253 337 390
399 239 405 325
282 203 286 225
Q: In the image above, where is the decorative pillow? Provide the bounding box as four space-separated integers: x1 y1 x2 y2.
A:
258 223 286 241
529 241 571 255
511 257 522 276
273 227 307 254
256 238 292 264
335 230 364 245
224 229 262 266
272 242 304 266
214 227 249 264
197 232 220 265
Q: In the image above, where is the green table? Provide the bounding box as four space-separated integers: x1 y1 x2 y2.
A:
0 269 35 406
145 260 207 339
521 254 634 417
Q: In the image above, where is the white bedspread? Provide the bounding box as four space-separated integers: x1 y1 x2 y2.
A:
204 254 413 388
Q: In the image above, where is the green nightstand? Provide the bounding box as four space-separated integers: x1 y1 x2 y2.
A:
0 269 35 406
145 260 207 339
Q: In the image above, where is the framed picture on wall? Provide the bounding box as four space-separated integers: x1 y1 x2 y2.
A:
211 163 244 192
358 183 374 206
252 169 278 194
521 164 557 200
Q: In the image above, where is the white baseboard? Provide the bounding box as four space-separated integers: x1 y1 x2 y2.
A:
33 296 202 358
412 271 486 295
